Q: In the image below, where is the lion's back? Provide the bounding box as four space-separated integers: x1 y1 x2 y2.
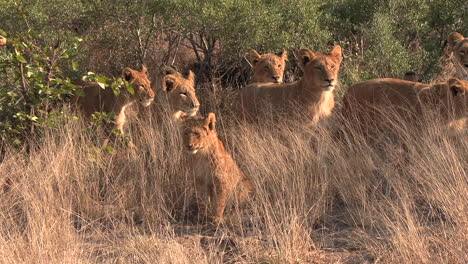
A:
238 82 297 119
73 81 117 116
343 78 427 110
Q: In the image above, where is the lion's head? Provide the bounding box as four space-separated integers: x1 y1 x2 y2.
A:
248 49 287 84
180 112 217 154
420 78 468 119
161 67 200 118
122 65 155 107
445 78 467 117
448 32 468 80
297 45 342 91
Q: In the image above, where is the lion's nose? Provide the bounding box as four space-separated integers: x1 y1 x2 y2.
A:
272 76 280 81
325 79 334 84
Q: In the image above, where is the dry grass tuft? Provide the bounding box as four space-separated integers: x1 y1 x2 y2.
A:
0 104 466 263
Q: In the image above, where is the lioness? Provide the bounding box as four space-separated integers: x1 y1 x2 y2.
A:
74 65 155 138
248 49 287 83
342 78 468 130
239 45 343 125
155 67 200 120
180 112 254 222
448 32 468 80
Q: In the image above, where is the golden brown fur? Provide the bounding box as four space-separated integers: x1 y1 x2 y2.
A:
248 49 287 84
448 32 468 80
74 65 155 135
180 113 253 222
342 78 468 129
239 45 343 125
447 117 467 136
155 67 200 120
0 35 6 46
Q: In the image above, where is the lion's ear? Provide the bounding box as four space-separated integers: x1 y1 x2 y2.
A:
448 78 465 97
329 45 342 58
403 71 417 82
163 76 176 92
141 64 148 74
248 49 262 65
187 70 195 87
298 48 316 69
205 112 216 131
448 32 464 49
277 49 288 61
162 66 177 76
122 68 134 82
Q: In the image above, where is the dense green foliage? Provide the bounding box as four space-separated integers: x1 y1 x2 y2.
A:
0 0 467 144
0 31 82 144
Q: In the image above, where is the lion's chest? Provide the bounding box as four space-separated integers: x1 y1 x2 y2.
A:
188 153 220 186
187 150 237 188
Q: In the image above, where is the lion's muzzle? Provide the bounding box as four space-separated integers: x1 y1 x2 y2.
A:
140 97 154 107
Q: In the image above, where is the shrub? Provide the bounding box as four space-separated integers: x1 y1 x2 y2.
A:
0 31 82 146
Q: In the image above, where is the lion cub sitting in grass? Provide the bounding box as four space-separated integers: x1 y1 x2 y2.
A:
179 112 253 223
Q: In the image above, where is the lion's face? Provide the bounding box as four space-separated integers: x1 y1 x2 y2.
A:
249 49 287 83
447 78 468 117
181 113 217 154
122 65 155 107
298 45 342 91
448 32 468 80
162 69 200 117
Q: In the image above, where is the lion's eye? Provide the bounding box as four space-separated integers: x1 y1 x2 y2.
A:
193 132 200 137
460 51 465 55
331 65 336 69
315 67 322 71
180 92 187 97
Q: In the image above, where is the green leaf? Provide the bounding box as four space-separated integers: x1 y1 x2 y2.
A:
97 76 110 84
71 61 78 71
16 55 27 63
126 85 135 95
105 145 115 153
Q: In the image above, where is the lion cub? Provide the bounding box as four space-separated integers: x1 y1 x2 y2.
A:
248 49 287 84
179 112 253 222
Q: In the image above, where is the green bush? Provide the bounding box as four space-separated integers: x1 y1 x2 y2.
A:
0 0 467 145
0 31 82 145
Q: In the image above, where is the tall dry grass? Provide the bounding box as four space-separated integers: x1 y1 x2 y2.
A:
0 103 466 263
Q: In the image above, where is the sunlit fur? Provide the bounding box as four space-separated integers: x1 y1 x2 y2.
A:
239 45 342 125
448 32 468 80
180 113 254 222
156 67 200 120
74 65 155 134
248 49 287 84
343 78 468 130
